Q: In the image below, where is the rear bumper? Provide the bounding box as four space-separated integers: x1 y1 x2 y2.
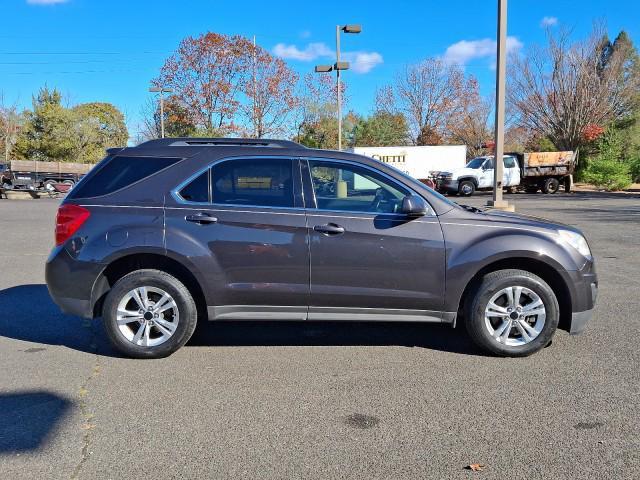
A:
46 245 105 319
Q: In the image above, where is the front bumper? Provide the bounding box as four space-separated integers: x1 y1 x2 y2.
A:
436 178 459 193
570 308 594 334
566 261 598 334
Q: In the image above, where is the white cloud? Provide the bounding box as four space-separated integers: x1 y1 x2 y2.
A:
442 36 523 68
540 16 558 27
343 52 384 73
273 42 332 61
273 42 383 73
27 0 68 4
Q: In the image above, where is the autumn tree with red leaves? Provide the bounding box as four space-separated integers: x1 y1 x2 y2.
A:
242 43 299 138
153 32 299 137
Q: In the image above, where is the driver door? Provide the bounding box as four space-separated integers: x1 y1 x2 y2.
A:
302 158 446 320
478 158 494 188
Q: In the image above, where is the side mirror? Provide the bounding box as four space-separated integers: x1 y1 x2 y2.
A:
400 195 427 217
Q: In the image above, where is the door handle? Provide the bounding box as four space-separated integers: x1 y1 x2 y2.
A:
185 213 218 225
314 223 345 235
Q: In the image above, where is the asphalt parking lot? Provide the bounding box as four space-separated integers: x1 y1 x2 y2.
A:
0 192 639 479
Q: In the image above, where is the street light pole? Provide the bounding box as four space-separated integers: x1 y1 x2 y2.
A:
149 86 174 139
487 0 512 211
315 24 361 150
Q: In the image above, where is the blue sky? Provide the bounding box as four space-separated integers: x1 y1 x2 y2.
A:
3 0 638 138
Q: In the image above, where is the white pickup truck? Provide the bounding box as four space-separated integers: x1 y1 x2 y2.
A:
435 152 576 196
435 155 520 196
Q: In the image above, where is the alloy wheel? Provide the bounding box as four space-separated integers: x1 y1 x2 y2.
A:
116 286 180 347
484 286 546 346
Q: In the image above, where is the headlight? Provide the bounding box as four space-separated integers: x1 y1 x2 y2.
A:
558 230 591 257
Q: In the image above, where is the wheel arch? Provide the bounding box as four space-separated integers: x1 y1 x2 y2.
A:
455 257 572 332
457 176 478 187
91 253 207 320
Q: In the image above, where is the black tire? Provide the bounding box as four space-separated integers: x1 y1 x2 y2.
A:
102 269 198 359
62 179 75 186
564 176 572 193
458 180 476 197
464 269 559 357
542 177 560 194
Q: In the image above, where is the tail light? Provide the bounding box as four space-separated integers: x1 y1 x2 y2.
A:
55 204 90 246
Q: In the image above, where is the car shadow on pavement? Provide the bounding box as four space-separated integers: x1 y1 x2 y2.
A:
0 284 115 356
0 284 484 357
0 390 73 454
189 319 484 356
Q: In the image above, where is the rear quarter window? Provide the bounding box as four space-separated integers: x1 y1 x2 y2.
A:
70 155 181 199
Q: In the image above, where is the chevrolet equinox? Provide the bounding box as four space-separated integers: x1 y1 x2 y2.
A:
45 138 598 358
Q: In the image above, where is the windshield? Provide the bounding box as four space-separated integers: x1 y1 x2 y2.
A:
382 161 459 208
466 157 486 169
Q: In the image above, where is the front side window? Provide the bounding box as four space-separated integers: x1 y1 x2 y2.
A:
179 170 210 203
212 158 294 208
308 160 409 214
504 156 517 168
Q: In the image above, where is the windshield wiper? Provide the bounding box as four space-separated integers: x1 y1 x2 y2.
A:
458 204 484 213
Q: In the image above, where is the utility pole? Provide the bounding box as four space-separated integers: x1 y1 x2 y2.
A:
486 0 513 211
149 86 174 139
315 24 361 150
252 35 258 138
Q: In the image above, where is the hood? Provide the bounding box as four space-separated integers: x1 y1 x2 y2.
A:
441 167 481 178
448 205 582 235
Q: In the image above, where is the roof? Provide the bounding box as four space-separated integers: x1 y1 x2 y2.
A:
135 137 306 150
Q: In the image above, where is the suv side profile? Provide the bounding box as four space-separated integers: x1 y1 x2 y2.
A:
46 138 597 358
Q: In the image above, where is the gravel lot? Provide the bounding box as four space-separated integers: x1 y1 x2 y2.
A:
0 192 638 479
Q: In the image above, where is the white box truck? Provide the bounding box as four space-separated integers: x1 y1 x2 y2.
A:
350 145 467 182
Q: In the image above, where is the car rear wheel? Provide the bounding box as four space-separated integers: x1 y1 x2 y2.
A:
465 269 559 357
102 269 198 359
458 180 475 196
542 177 560 194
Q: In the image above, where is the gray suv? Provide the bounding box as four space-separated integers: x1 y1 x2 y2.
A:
45 138 597 358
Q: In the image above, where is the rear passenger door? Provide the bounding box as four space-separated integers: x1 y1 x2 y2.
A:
164 157 310 320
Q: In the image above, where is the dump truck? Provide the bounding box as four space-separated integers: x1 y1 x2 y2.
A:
3 160 93 190
513 151 577 194
436 151 577 196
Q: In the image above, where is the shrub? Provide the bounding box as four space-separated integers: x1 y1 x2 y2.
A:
629 156 640 183
582 158 632 191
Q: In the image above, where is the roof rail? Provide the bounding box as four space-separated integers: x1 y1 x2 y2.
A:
136 137 305 149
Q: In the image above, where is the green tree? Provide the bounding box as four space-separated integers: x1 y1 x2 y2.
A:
72 102 129 163
582 126 632 190
351 112 409 147
14 88 128 163
13 87 75 161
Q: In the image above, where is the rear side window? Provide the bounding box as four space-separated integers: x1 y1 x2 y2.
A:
211 158 293 208
71 156 181 198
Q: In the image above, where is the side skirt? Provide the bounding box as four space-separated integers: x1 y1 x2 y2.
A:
207 305 457 324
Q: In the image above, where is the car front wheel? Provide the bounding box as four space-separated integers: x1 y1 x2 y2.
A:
465 269 559 357
458 180 476 196
102 269 198 359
